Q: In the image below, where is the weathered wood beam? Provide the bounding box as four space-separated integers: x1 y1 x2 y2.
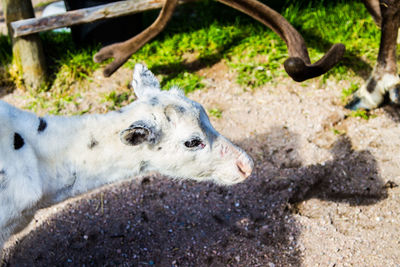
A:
2 0 47 90
10 0 193 38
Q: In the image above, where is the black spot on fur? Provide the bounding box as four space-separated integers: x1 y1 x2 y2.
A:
0 179 7 190
345 97 361 110
71 172 78 186
366 78 377 93
0 169 7 190
88 137 99 149
150 97 159 106
177 106 186 113
14 133 24 150
38 117 47 132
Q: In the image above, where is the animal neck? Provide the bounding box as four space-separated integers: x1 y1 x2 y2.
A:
33 108 150 203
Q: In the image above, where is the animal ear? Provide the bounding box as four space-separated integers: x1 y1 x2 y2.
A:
164 104 185 122
120 120 160 146
132 64 160 98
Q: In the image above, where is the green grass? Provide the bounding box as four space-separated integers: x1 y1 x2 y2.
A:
162 71 205 93
209 108 223 118
103 91 131 110
348 109 377 120
341 82 360 103
0 0 390 114
282 0 381 80
332 127 346 135
16 32 101 114
40 32 100 86
34 0 57 9
125 0 381 90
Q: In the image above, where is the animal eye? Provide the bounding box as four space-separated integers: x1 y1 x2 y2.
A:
184 138 204 149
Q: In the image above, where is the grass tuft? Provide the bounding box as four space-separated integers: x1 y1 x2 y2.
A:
349 109 376 120
209 108 223 118
103 91 131 110
341 83 360 103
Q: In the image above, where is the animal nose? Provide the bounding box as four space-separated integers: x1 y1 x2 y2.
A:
236 157 253 178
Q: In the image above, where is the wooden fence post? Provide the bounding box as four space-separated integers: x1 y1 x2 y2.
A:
2 0 47 90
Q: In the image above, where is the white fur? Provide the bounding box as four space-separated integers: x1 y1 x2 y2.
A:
0 64 253 256
354 68 400 109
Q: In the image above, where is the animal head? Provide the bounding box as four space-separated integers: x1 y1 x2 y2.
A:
119 64 253 185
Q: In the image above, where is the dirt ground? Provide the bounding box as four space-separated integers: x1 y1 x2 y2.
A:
1 2 400 267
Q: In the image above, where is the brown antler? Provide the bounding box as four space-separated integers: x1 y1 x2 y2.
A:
217 0 345 82
362 0 382 26
95 0 345 81
94 0 178 77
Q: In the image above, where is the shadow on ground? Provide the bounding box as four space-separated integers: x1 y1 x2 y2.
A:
383 104 400 123
4 126 387 266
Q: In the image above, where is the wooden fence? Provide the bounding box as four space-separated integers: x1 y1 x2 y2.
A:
2 0 191 89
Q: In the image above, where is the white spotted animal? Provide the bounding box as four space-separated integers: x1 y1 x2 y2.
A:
0 64 253 257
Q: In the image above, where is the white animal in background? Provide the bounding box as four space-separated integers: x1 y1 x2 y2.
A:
0 64 253 257
41 1 70 34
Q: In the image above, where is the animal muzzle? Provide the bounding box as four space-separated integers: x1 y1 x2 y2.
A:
218 138 254 181
236 155 253 179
